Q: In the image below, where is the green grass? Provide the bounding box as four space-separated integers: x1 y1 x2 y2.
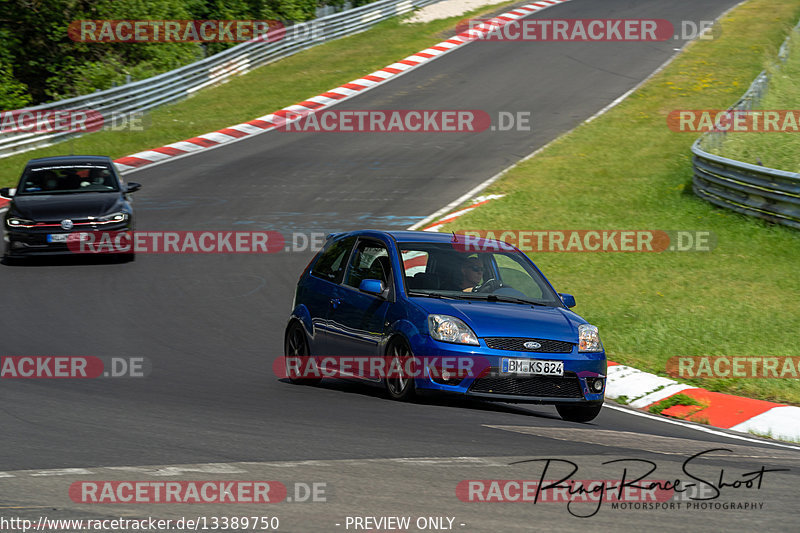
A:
709 29 800 171
648 394 703 416
444 0 800 405
0 0 518 185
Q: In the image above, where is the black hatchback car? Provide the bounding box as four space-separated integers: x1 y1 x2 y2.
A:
1 155 140 260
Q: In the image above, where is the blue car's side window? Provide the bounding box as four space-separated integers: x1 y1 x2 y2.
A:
344 241 391 290
310 237 355 284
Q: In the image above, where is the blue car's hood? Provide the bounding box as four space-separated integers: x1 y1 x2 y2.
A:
410 297 581 342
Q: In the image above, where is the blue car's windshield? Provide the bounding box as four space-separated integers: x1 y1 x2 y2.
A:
398 241 562 306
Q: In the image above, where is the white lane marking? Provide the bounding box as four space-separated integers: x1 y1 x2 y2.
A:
106 463 248 476
198 131 238 144
731 406 800 443
603 403 800 451
120 150 173 162
629 383 694 409
227 123 264 135
0 457 511 478
606 364 689 407
29 468 94 477
163 141 207 152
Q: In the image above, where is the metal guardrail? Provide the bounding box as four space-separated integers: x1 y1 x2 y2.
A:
691 22 800 230
0 0 441 158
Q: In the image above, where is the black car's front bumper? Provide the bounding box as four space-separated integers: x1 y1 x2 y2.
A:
4 223 132 257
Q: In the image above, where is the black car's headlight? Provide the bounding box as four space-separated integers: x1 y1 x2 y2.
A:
428 314 479 346
6 216 36 228
578 324 603 352
94 212 128 224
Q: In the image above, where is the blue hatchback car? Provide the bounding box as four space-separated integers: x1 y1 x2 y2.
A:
284 230 606 422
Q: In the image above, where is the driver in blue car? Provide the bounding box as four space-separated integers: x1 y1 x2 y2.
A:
460 256 484 292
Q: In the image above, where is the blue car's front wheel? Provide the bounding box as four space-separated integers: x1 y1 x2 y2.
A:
385 337 416 401
556 402 603 423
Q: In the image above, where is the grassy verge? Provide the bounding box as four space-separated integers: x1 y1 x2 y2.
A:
0 0 519 186
648 394 703 416
444 0 800 405
709 28 800 171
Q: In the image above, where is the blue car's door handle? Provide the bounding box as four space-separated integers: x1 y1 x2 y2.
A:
330 298 341 309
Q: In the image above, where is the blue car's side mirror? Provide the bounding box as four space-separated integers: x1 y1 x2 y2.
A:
0 187 13 198
559 293 576 308
359 279 386 296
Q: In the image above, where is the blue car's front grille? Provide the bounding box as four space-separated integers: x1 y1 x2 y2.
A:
484 337 574 353
469 373 583 398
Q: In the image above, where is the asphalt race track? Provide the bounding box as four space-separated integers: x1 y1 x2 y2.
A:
1 0 798 531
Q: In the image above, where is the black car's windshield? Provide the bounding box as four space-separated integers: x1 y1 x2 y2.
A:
16 164 120 195
399 242 562 306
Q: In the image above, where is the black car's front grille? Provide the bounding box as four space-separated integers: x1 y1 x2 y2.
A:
470 373 583 398
484 337 574 353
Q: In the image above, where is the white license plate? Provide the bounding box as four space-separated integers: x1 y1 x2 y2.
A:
47 233 88 243
501 358 564 376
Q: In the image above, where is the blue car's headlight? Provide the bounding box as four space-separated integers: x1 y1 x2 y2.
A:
428 314 479 346
578 324 603 352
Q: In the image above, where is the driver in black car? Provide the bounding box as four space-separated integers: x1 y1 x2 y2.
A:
459 256 484 292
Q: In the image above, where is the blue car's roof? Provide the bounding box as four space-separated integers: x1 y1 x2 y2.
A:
387 230 465 243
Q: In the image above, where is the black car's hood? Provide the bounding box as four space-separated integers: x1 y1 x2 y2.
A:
12 193 122 220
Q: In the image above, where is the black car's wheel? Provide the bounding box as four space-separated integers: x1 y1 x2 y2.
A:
556 403 603 423
284 322 321 385
385 337 416 401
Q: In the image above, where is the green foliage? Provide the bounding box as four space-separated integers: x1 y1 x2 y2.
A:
710 30 800 172
648 395 702 415
0 27 31 109
0 0 355 107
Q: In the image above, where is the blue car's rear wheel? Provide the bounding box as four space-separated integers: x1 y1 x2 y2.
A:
284 322 321 386
556 403 603 423
385 337 416 401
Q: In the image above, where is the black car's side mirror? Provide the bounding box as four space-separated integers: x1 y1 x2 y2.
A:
0 187 13 198
126 182 141 193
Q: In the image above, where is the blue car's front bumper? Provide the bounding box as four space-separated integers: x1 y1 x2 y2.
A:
409 335 606 405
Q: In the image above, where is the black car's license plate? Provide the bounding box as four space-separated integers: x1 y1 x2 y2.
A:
47 233 89 243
